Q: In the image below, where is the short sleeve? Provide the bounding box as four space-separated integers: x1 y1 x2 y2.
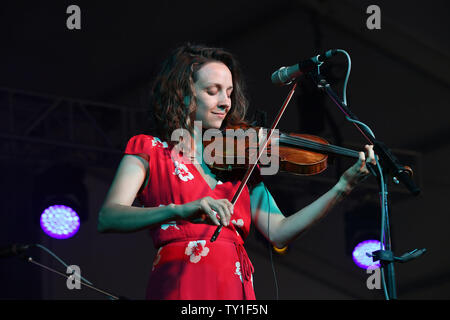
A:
124 134 154 162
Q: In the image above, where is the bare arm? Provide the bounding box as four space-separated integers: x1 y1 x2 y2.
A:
250 180 349 248
250 145 375 248
97 155 181 233
97 155 235 233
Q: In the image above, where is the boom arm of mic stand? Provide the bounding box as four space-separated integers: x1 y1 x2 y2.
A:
310 73 420 196
24 255 126 300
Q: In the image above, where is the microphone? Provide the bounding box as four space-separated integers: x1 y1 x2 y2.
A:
0 243 33 258
271 49 337 85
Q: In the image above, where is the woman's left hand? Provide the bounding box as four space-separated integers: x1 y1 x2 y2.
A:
338 144 377 192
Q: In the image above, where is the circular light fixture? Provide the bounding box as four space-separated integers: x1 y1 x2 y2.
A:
40 205 80 239
352 239 384 269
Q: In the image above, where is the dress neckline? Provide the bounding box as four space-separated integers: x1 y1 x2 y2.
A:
189 162 223 191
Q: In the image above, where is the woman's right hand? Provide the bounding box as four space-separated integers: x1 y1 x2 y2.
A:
177 196 234 226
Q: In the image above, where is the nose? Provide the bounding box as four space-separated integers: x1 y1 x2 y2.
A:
219 92 231 112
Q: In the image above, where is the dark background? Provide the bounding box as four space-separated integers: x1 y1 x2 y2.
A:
1 0 449 300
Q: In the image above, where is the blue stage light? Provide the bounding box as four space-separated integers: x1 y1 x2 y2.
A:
352 239 384 269
40 204 80 239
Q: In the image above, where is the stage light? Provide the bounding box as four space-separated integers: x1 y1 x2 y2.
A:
344 201 384 268
40 205 80 239
33 163 88 239
352 239 384 269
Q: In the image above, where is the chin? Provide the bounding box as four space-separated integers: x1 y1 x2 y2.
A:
203 120 223 130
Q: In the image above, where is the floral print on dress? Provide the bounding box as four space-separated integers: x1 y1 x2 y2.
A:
232 219 244 228
232 219 244 238
157 204 180 230
173 160 194 182
152 137 168 148
161 221 180 230
235 261 243 283
185 240 210 263
158 204 180 230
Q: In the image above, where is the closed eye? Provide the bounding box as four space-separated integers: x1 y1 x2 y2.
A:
206 84 233 96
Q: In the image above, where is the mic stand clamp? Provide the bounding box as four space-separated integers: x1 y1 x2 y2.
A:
369 248 427 265
368 247 427 300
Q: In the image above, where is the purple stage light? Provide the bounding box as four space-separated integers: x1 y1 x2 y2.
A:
352 240 384 269
40 205 80 239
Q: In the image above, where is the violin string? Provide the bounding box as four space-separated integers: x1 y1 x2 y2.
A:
280 135 328 153
281 135 346 156
280 135 330 155
280 134 359 158
246 132 359 159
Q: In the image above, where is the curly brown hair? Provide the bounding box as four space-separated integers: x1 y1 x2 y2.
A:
148 43 249 143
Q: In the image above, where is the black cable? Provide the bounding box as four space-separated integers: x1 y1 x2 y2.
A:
264 183 279 300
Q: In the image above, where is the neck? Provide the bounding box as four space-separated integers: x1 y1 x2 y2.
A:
187 126 204 163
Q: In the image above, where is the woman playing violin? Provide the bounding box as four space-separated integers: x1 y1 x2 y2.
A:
97 43 376 300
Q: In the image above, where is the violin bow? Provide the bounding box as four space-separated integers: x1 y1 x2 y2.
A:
210 82 298 242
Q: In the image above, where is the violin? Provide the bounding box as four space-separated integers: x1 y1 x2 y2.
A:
203 123 361 176
207 122 365 242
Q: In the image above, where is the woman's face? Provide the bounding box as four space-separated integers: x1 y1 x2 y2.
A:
192 61 233 129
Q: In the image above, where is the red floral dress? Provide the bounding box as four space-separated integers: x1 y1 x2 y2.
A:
124 134 260 300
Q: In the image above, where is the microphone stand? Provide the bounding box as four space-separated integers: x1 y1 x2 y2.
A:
19 254 126 300
306 70 425 300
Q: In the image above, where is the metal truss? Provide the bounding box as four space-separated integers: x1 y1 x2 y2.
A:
0 87 148 168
